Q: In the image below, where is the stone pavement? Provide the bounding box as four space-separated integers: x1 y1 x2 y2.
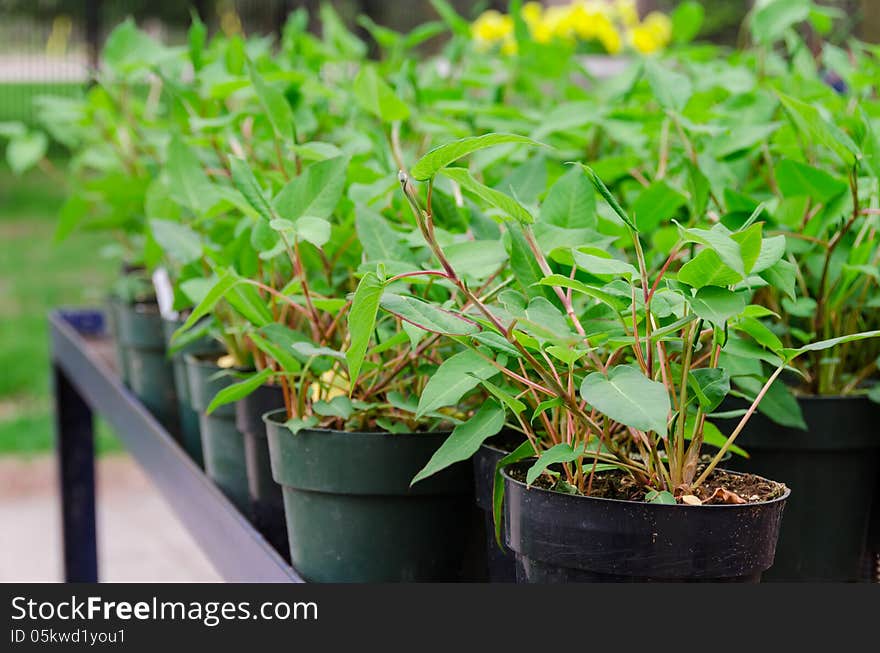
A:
0 454 221 582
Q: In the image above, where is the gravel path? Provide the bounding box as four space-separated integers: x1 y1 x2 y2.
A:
0 454 220 582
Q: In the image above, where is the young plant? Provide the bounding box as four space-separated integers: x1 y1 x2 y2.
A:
389 136 879 504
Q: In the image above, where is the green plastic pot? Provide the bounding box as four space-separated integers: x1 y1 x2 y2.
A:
114 299 178 435
264 409 482 582
185 354 250 515
162 318 218 467
725 395 880 582
106 297 132 386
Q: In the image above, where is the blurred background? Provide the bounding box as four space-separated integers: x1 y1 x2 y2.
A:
0 0 875 582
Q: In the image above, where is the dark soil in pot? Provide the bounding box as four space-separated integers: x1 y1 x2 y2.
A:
502 462 790 583
161 318 218 467
113 299 178 435
264 409 484 582
720 394 880 582
236 384 288 560
473 431 527 583
185 353 250 516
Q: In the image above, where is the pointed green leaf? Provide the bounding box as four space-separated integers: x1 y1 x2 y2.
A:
410 133 541 181
581 365 670 436
345 271 384 387
417 349 499 417
412 401 506 484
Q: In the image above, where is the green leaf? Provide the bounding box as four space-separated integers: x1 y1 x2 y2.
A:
410 133 541 181
735 375 806 430
439 167 533 224
478 378 526 415
248 61 295 140
672 1 705 44
6 131 47 174
735 316 784 352
687 368 730 412
750 0 810 43
353 65 410 123
759 258 798 300
731 223 764 275
313 396 354 420
644 58 692 113
445 240 508 279
777 91 859 165
581 166 637 232
412 401 506 484
532 397 563 424
688 287 748 326
250 325 304 374
174 271 241 338
380 293 480 336
581 365 670 436
429 0 471 36
782 331 880 361
631 181 687 233
775 159 847 203
646 490 676 505
493 440 536 544
187 10 206 70
526 443 578 485
55 194 89 242
229 156 274 221
416 349 499 417
206 369 272 414
272 216 331 248
540 167 596 229
273 156 348 221
571 249 638 278
678 250 742 289
227 283 273 327
538 274 628 311
167 135 217 214
356 209 411 263
676 223 745 276
150 219 202 265
345 271 384 387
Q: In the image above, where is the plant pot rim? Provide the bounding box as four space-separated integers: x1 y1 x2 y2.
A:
501 462 790 510
262 407 449 439
789 391 878 402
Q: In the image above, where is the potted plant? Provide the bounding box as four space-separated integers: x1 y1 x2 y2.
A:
386 134 879 581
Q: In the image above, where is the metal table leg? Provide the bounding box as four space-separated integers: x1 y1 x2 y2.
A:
54 363 98 582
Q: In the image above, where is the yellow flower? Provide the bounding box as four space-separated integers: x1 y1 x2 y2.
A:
522 1 544 28
472 10 514 46
613 0 640 28
566 2 597 40
643 11 672 46
629 24 661 54
596 20 622 55
501 36 519 55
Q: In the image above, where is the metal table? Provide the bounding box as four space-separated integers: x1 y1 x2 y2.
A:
50 309 302 582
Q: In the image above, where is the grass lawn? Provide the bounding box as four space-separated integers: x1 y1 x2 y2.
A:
0 165 121 456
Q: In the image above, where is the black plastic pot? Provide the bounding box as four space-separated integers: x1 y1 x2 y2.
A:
235 384 288 559
723 395 880 582
184 354 250 515
161 318 218 467
502 462 790 582
473 435 525 583
264 409 482 582
113 299 178 434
